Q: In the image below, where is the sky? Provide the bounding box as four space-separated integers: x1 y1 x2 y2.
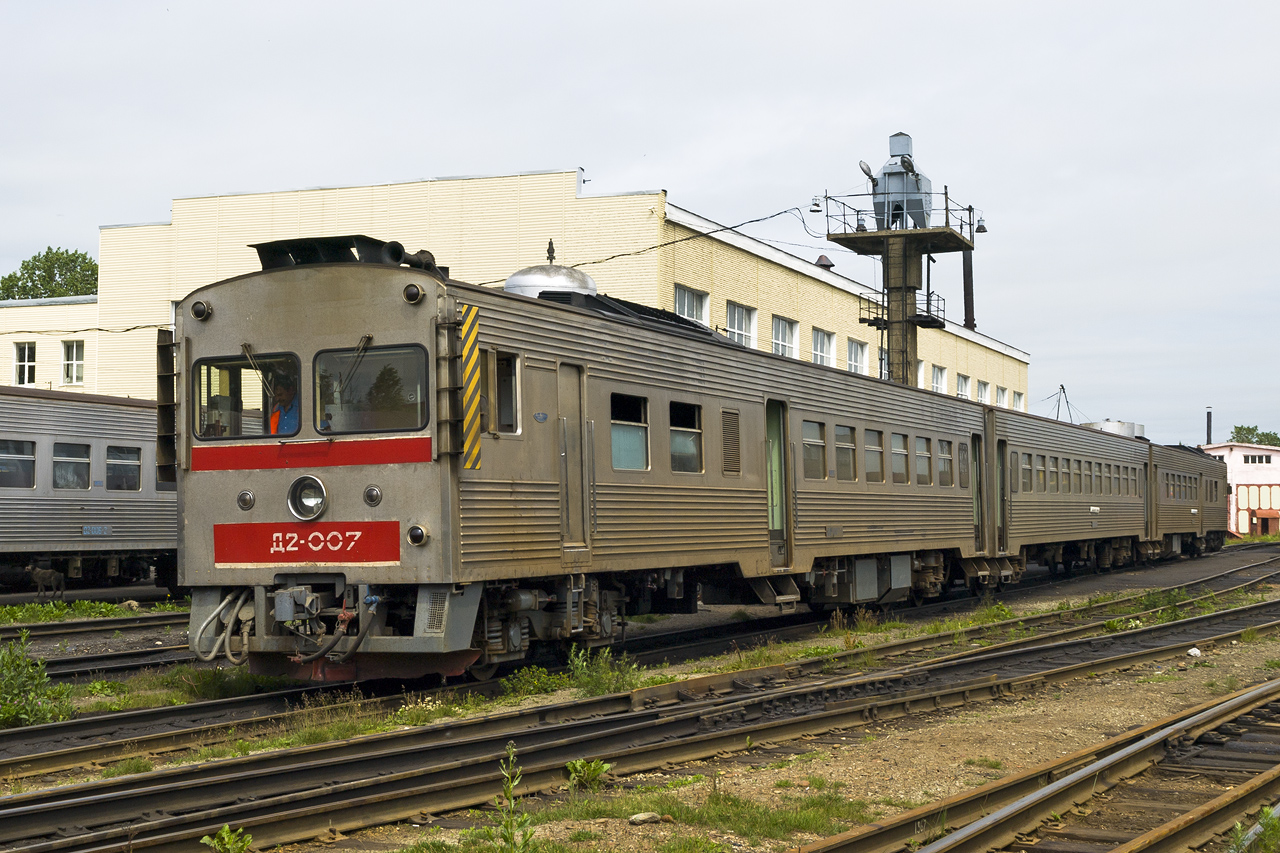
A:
1 1 1275 445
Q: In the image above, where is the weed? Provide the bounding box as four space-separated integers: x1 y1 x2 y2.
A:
800 644 841 660
480 741 535 853
729 609 751 622
565 758 611 792
567 829 599 842
963 757 1003 770
86 679 127 697
391 691 488 727
0 632 73 728
500 665 570 699
853 607 881 634
627 613 669 625
1137 673 1181 684
1265 660 1280 671
1242 627 1262 643
199 825 253 853
567 646 642 696
1229 804 1280 853
101 756 155 778
160 665 291 702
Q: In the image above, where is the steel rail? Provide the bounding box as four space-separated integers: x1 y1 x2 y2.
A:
796 679 1280 853
0 612 188 640
6 597 1280 853
43 645 196 680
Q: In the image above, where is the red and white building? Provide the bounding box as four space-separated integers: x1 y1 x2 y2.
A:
1201 442 1280 536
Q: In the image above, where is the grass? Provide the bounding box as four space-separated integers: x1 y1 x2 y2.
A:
1206 675 1242 695
963 757 1003 770
101 756 154 778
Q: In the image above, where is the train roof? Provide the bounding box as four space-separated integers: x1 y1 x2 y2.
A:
0 385 157 410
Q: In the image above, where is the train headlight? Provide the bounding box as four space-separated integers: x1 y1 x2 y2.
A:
236 490 255 511
189 300 213 321
407 525 429 546
287 475 327 521
402 283 425 304
363 485 382 507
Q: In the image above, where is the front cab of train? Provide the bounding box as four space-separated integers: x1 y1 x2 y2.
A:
176 236 475 681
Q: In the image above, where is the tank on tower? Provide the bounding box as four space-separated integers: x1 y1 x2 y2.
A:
873 132 933 230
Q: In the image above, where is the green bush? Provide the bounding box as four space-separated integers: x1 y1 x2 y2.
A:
500 665 569 698
0 632 73 728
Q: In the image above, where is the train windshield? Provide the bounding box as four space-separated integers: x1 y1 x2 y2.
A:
314 344 428 434
192 353 301 440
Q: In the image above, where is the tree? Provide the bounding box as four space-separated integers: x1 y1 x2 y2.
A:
0 247 98 300
1231 425 1280 447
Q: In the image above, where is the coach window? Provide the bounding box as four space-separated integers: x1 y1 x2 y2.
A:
479 351 520 434
916 437 933 486
1021 453 1033 492
1035 455 1046 492
958 443 970 489
1114 467 1122 496
1093 463 1102 495
314 344 428 434
53 443 90 490
938 440 955 487
835 425 856 481
611 393 649 470
1048 457 1059 493
865 430 885 483
802 421 827 480
670 402 703 473
106 446 141 491
891 433 909 484
0 440 35 489
1073 460 1083 493
193 353 300 439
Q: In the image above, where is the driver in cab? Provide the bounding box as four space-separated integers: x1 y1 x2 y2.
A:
270 373 299 435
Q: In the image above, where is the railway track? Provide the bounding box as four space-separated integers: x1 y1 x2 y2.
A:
4 565 1280 853
0 611 187 641
5 555 1278 781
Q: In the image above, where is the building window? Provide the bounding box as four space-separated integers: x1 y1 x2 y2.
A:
835 425 856 481
0 440 35 488
106 446 142 491
917 361 927 389
62 340 84 386
847 339 868 375
812 328 835 366
772 316 797 358
997 386 1008 408
610 393 649 470
916 437 932 485
891 433 909 484
14 342 35 386
976 380 990 404
938 440 954 486
932 365 947 394
956 374 970 399
726 302 756 348
879 347 890 380
670 402 703 473
1245 454 1274 464
1012 391 1025 411
53 442 91 490
674 284 708 326
865 429 884 483
802 421 826 479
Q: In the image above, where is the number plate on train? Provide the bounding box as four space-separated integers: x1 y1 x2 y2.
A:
212 521 402 566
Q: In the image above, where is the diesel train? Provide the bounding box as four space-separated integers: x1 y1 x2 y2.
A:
0 386 177 589
169 235 1229 681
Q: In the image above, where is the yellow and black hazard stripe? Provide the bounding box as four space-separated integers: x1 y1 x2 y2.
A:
459 304 482 469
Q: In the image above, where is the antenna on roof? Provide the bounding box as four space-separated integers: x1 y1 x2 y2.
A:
547 239 555 265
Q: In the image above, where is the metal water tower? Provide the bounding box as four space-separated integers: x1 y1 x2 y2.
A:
820 133 983 387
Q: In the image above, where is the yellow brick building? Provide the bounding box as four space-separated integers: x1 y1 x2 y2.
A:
0 169 1028 402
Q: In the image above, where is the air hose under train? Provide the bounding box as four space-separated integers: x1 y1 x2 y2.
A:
192 588 251 663
294 594 380 664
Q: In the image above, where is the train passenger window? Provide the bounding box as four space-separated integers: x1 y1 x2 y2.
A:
1084 461 1092 494
958 443 970 489
1007 450 1016 493
1114 467 1121 496
1035 455 1046 492
106 446 141 491
865 430 884 483
0 440 35 489
1048 457 1059 493
314 345 428 434
1073 460 1082 494
53 443 90 490
916 437 932 486
1021 453 1032 492
1133 470 1140 497
193 353 300 439
1093 464 1102 495
939 441 955 487
835 425 856 481
479 351 520 434
891 433 909 484
611 394 648 470
802 421 827 480
1103 464 1111 496
670 402 703 474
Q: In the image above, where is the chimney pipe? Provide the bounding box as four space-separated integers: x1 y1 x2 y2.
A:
962 249 976 330
1206 408 1213 445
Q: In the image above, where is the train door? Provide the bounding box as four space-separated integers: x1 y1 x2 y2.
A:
765 399 791 568
1145 460 1158 543
557 364 589 562
996 438 1009 553
971 433 986 552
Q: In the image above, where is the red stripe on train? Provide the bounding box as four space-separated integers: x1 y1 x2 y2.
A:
191 436 432 472
213 521 402 565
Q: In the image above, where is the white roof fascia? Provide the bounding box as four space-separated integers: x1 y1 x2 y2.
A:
0 294 98 308
665 204 1030 364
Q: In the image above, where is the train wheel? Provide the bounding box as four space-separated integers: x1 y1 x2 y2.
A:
467 663 500 682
